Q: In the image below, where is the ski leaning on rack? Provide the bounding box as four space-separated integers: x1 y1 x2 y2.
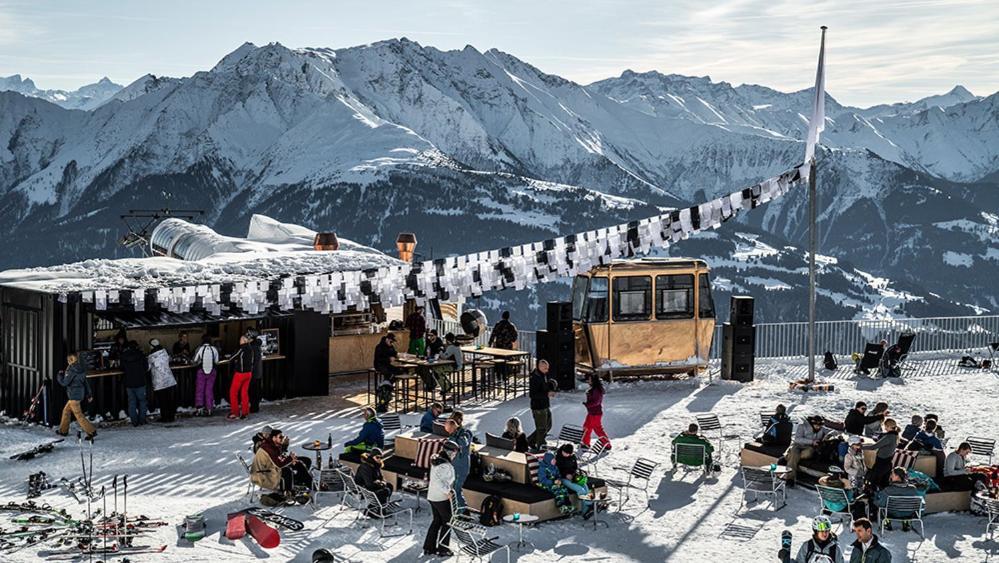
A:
10 439 63 461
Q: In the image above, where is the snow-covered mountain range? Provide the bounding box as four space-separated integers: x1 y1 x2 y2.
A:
1 39 996 325
0 75 122 110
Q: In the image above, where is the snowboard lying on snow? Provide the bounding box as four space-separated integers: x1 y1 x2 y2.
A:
226 512 280 549
10 439 64 460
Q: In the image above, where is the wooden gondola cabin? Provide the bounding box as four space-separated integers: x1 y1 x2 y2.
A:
571 258 715 377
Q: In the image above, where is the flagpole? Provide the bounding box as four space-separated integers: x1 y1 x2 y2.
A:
808 155 817 383
807 25 826 384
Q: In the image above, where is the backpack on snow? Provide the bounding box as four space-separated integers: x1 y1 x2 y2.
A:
823 351 837 371
958 356 980 368
479 494 503 526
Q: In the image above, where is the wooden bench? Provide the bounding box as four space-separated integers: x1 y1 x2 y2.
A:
739 441 937 477
378 430 606 522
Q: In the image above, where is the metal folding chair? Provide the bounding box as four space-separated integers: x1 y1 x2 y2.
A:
879 496 925 538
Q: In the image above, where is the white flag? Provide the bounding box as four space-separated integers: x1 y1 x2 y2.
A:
804 27 827 163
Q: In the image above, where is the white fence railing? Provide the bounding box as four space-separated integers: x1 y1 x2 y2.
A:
437 315 999 362
430 318 540 359
708 315 999 360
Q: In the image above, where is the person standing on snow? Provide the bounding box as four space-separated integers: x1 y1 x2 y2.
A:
227 335 254 420
581 373 611 451
120 341 149 426
56 353 97 439
147 339 178 423
795 515 844 563
192 334 219 416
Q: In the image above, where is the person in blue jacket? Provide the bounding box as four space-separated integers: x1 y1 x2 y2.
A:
537 450 574 515
420 402 444 433
56 353 96 440
343 407 384 454
444 411 474 510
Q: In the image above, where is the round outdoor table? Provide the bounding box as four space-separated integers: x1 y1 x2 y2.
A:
502 513 539 550
302 442 332 471
758 464 790 477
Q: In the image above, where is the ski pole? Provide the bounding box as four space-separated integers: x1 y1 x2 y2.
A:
101 485 107 556
112 475 118 517
122 475 127 526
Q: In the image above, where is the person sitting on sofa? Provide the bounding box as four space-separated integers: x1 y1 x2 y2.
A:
761 404 793 448
537 449 574 516
344 407 385 454
783 415 833 487
844 401 884 436
555 444 594 520
900 415 923 443
875 467 922 531
672 423 715 469
421 402 444 433
941 442 989 491
501 417 530 453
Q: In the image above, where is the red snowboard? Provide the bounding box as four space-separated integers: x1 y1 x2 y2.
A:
225 512 246 540
246 514 280 549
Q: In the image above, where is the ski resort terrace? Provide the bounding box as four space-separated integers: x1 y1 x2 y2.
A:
0 314 997 562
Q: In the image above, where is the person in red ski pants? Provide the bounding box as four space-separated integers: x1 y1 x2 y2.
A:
581 373 611 450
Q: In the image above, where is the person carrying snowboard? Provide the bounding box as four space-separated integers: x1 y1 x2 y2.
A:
56 353 96 440
795 515 844 563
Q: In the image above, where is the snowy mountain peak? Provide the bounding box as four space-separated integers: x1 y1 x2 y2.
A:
0 74 122 110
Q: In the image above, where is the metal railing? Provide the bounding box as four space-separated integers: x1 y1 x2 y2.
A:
710 315 999 359
439 315 999 362
430 318 539 360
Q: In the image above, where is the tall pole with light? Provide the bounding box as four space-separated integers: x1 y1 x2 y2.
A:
804 26 827 383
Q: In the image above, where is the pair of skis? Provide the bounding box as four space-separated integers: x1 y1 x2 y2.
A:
9 438 63 461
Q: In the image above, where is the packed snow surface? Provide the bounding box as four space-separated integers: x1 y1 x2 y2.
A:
1 355 995 562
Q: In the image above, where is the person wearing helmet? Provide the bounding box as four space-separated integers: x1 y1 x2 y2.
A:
795 515 844 563
423 441 458 557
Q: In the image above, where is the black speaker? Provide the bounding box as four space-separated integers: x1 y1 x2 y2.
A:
730 295 754 327
546 301 573 337
535 330 551 363
721 322 755 382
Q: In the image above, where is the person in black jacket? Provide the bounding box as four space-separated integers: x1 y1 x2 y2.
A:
527 360 555 451
354 448 393 511
120 341 148 427
761 404 793 447
844 401 883 435
247 329 265 413
227 336 255 420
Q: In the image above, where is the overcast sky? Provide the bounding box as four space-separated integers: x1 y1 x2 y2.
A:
1 0 996 107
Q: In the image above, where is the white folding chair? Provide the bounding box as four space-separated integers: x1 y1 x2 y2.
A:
740 466 787 510
354 487 413 538
603 457 660 510
450 519 511 562
966 437 996 466
986 498 999 537
879 496 925 538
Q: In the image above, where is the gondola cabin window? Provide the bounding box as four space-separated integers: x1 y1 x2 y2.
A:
612 276 652 322
655 274 694 320
586 277 609 322
698 274 716 318
571 276 588 321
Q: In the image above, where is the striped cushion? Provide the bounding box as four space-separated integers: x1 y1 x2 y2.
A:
413 438 445 469
891 448 919 470
526 453 541 485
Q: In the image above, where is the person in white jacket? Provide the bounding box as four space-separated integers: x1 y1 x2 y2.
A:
423 441 459 557
147 339 178 423
842 435 867 491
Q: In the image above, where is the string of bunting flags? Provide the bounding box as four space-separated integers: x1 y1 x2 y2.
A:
73 163 806 314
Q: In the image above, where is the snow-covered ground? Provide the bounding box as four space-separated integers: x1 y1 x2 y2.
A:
2 355 997 562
